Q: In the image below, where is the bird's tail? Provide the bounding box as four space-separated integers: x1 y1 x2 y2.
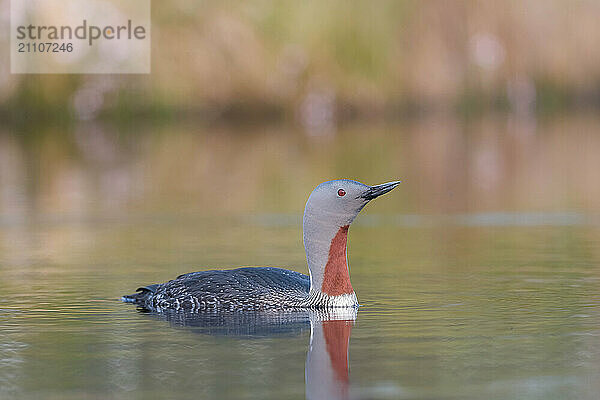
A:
121 284 160 304
121 292 142 303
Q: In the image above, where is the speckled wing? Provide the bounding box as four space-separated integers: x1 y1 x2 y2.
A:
128 267 311 311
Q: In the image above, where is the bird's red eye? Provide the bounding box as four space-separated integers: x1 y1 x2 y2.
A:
337 189 346 197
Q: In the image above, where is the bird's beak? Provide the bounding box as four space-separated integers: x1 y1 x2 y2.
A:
360 180 401 200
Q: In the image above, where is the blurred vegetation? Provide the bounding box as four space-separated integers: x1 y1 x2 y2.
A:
1 0 600 126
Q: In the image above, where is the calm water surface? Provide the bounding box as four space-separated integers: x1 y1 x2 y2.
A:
1 215 599 400
1 117 600 399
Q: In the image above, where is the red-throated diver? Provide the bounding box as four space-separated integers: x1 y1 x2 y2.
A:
122 179 400 310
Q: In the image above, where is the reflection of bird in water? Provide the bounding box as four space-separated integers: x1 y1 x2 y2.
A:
123 179 399 310
143 307 356 400
306 311 355 400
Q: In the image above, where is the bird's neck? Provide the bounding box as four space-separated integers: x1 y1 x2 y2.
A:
303 214 355 300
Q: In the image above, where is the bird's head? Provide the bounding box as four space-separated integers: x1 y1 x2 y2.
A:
303 179 401 227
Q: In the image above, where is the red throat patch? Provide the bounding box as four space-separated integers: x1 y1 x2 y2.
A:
321 225 354 296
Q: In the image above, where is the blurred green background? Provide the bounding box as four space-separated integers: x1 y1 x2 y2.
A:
1 0 599 217
3 1 600 122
